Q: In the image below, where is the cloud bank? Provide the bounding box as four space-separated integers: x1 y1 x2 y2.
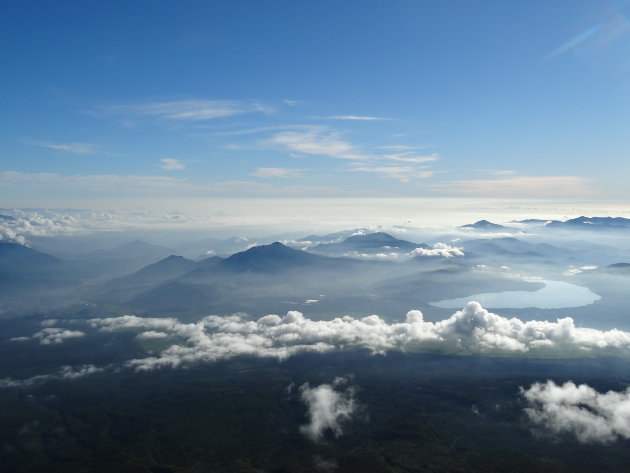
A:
300 377 357 441
522 380 630 443
0 365 104 389
86 302 630 372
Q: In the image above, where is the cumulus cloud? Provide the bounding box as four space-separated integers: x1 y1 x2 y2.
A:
0 365 104 389
137 331 170 340
299 377 357 441
89 315 179 333
522 380 630 443
410 243 464 258
160 158 186 170
10 328 86 345
87 302 630 372
341 251 402 260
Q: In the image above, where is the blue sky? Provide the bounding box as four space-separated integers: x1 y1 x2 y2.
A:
2 0 630 214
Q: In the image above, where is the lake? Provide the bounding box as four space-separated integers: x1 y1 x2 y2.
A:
430 280 601 310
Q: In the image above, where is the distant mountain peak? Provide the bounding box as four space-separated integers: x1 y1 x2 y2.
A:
460 220 506 229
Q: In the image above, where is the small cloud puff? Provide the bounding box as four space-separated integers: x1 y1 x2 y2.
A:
564 265 598 276
410 243 464 258
300 377 358 441
522 380 630 444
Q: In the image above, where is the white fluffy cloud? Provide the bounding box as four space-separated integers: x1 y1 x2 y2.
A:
564 265 598 276
299 377 357 441
410 243 464 258
522 380 630 443
87 302 630 372
10 328 86 345
0 365 104 389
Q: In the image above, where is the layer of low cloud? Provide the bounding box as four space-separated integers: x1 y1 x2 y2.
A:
86 302 630 372
522 380 630 443
0 365 104 389
0 208 199 245
300 377 357 441
10 328 86 345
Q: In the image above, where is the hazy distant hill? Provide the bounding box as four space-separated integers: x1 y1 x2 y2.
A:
104 255 198 289
603 263 630 275
461 237 559 258
90 240 175 262
546 216 630 231
297 228 373 244
176 235 253 259
310 232 428 256
127 280 217 312
217 242 345 273
0 242 63 279
459 220 517 232
0 242 78 297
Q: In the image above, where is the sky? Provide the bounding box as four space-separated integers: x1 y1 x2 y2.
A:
2 0 630 225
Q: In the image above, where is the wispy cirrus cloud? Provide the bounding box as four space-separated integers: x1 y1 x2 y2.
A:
378 145 418 151
352 165 435 183
486 170 516 176
544 13 630 61
32 141 98 154
159 158 186 171
381 152 438 164
250 167 305 178
0 171 353 198
96 99 272 121
434 176 598 198
268 130 369 160
325 115 389 121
